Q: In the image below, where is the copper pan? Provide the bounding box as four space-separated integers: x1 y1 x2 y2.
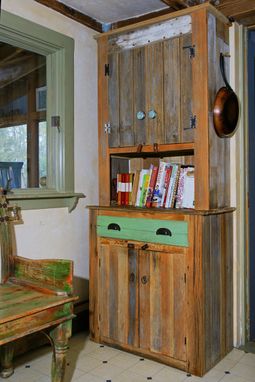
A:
213 53 239 138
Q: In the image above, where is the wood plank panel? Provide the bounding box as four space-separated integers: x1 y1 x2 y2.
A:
89 209 99 341
98 242 139 346
180 33 194 142
133 47 146 145
140 250 186 360
108 52 120 148
164 36 181 143
145 42 164 145
119 50 134 146
208 13 230 208
192 9 210 210
98 37 110 205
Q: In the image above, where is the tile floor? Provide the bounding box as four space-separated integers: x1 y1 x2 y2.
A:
6 332 255 382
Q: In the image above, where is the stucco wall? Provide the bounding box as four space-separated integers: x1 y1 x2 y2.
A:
2 0 98 302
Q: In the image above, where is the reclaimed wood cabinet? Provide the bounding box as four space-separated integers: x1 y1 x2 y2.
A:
89 2 234 378
89 207 233 376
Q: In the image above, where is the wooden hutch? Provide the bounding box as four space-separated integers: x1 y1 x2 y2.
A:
89 3 233 377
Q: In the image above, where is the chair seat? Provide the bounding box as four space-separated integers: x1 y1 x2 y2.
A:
0 282 76 346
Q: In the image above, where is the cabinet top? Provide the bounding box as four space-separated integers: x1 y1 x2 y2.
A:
95 3 230 41
87 205 235 216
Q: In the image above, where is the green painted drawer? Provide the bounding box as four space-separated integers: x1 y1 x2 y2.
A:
97 216 188 247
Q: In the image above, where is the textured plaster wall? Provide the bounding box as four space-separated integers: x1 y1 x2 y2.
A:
2 0 98 302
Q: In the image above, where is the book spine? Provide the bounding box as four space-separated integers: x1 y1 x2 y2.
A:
145 166 158 208
165 165 177 208
170 166 181 208
161 165 172 207
151 162 167 208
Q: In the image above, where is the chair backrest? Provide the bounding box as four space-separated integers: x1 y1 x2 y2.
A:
0 196 20 284
0 162 23 189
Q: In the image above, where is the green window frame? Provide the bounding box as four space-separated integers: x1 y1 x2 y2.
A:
0 10 83 211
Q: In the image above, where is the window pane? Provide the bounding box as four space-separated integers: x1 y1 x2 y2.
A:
0 41 46 189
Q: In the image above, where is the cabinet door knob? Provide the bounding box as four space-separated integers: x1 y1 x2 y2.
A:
141 275 149 284
148 110 157 119
136 111 146 120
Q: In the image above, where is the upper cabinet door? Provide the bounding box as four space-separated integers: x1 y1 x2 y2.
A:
107 16 193 148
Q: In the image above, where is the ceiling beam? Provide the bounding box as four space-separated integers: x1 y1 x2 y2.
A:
35 0 103 33
216 0 255 19
160 0 201 9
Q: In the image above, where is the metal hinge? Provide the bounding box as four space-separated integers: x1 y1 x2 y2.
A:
183 45 196 59
51 115 61 133
184 115 196 130
184 337 187 345
99 258 101 267
190 115 196 129
105 63 110 76
184 273 187 284
104 122 111 134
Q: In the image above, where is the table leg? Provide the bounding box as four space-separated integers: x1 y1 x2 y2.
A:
0 343 14 378
50 321 72 382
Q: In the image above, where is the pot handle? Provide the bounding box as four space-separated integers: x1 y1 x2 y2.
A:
220 53 232 91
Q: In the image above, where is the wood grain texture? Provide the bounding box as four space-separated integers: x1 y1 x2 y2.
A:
145 42 164 144
192 8 210 210
164 36 181 143
12 256 73 295
0 196 77 381
119 50 134 146
89 209 99 341
108 52 120 148
89 208 233 376
98 37 111 205
208 13 230 209
133 47 146 145
180 33 194 142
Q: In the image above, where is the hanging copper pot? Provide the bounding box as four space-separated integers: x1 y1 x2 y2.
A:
213 53 239 138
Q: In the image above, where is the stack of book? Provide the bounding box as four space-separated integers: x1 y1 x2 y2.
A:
116 161 194 209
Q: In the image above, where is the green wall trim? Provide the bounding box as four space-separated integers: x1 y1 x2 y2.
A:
7 193 85 212
0 10 75 203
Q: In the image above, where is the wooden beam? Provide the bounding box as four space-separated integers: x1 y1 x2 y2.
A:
111 8 178 30
35 0 103 33
216 0 255 19
160 0 200 9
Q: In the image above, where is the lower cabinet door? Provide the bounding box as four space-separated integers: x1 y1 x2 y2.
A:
98 241 139 347
139 249 187 361
98 239 187 362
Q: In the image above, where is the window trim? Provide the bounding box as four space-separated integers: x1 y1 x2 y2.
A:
0 10 84 210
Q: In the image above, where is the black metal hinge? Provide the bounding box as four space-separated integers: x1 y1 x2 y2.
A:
183 45 196 59
184 337 187 345
184 273 187 284
105 63 110 76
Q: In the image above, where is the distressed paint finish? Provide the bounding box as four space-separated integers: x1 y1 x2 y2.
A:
89 207 233 376
50 320 72 382
108 15 192 52
97 215 188 246
0 196 77 382
12 257 74 295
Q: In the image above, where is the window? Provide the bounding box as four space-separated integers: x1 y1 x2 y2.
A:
0 10 81 210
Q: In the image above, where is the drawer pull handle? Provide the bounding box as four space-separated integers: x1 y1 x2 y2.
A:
107 223 121 231
156 228 172 236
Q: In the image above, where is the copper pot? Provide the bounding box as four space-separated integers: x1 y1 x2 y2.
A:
213 53 239 138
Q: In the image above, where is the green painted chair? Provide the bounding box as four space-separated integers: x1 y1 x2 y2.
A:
0 195 78 381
